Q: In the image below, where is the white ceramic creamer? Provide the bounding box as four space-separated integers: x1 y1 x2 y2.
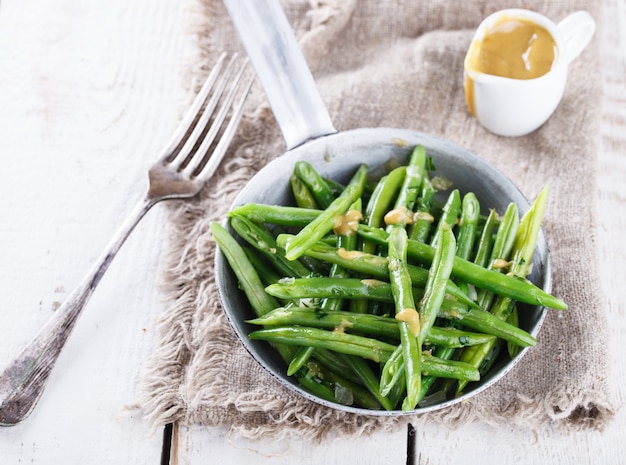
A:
464 9 595 137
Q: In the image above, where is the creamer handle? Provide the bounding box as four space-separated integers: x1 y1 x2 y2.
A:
223 0 337 150
557 11 596 64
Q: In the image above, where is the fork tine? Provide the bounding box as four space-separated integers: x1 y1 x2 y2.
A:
162 52 228 160
183 57 252 178
194 69 255 181
170 53 241 169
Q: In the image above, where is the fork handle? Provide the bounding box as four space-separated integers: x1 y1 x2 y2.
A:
0 196 155 426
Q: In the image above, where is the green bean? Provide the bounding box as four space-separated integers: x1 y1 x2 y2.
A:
321 202 360 311
506 305 521 358
408 176 436 243
438 210 498 396
309 348 390 408
356 224 566 310
295 368 337 402
229 203 321 227
250 326 396 363
412 223 456 402
310 349 360 384
380 346 404 396
418 222 456 344
321 177 346 197
383 344 482 399
211 222 279 318
275 235 477 309
375 150 426 326
430 189 461 246
476 202 519 311
284 164 368 261
384 146 426 232
290 173 320 209
438 303 536 347
321 366 384 409
398 145 426 211
421 352 479 381
361 167 409 314
455 193 480 261
492 203 520 267
288 200 362 375
365 166 406 229
360 164 406 298
297 355 382 409
266 276 475 319
287 346 315 376
420 194 481 401
249 326 480 382
248 306 495 347
387 226 421 410
425 327 495 348
265 277 394 302
340 353 394 410
385 367 406 409
242 246 281 287
510 186 549 278
330 199 363 314
294 161 336 208
229 214 311 278
456 187 550 394
473 209 499 268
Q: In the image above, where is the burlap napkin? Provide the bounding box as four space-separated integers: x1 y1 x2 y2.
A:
141 0 616 440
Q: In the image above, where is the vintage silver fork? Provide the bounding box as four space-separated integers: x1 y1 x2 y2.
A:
0 52 253 426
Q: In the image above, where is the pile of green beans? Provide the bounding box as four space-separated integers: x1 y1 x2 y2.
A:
211 145 566 412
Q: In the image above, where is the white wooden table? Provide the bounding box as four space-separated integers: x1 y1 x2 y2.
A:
0 0 624 463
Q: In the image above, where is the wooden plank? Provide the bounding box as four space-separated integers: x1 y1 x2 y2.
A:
0 0 198 461
172 424 408 464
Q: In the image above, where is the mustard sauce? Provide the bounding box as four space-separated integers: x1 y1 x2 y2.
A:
464 76 476 116
465 17 557 117
384 206 414 226
468 17 557 80
333 209 363 236
396 308 420 337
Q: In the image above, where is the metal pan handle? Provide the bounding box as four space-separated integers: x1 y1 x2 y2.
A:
224 0 337 150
